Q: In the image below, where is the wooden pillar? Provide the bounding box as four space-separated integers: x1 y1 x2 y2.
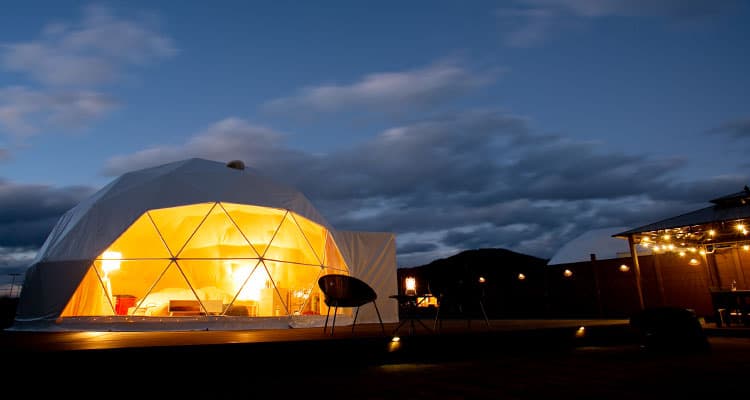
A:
732 246 747 289
653 253 666 306
706 251 722 288
629 235 645 310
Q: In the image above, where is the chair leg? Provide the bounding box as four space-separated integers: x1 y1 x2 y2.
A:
331 306 338 336
434 303 441 332
352 307 360 333
479 300 490 329
323 306 331 334
373 301 385 334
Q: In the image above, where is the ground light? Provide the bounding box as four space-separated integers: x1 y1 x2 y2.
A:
575 326 586 338
388 336 402 352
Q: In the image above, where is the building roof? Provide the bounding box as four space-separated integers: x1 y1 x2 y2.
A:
613 186 750 238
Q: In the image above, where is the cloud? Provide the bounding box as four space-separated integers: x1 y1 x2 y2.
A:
1 4 177 87
707 117 750 140
523 0 733 18
0 179 95 249
0 4 175 140
0 86 117 136
100 110 749 267
498 0 737 47
103 117 312 176
263 61 498 116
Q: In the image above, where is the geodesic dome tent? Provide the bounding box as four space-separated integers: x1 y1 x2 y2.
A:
13 158 398 331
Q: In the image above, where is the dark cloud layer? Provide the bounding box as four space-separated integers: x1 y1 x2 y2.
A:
708 118 750 140
0 180 95 247
99 110 750 267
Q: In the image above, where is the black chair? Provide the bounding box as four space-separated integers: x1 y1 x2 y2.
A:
318 274 385 336
430 274 490 332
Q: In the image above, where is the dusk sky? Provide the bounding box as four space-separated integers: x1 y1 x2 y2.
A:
1 0 749 287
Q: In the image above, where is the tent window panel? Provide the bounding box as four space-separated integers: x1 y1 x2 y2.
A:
93 259 172 316
220 261 273 317
61 266 114 317
179 205 257 259
263 260 326 317
265 215 320 266
221 202 285 258
270 262 325 316
149 203 215 256
177 259 259 315
104 213 171 258
134 262 201 317
290 212 327 264
259 260 293 316
322 232 349 271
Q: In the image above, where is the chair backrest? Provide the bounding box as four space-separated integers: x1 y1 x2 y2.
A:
318 274 377 308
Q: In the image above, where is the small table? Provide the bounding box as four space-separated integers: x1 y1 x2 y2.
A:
710 289 750 327
389 294 434 336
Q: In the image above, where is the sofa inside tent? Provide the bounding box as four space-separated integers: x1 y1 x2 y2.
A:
12 158 398 331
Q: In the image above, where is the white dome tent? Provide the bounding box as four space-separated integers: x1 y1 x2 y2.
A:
13 158 397 331
547 226 651 265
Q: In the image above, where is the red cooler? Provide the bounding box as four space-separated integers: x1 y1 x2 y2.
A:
114 294 136 315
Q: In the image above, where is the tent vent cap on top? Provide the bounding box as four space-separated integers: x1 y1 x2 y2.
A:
226 160 245 170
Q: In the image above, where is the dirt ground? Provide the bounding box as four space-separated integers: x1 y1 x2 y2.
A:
7 334 749 399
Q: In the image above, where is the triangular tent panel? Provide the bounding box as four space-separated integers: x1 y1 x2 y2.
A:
179 203 258 259
265 213 320 266
105 213 171 259
221 202 286 258
148 203 215 257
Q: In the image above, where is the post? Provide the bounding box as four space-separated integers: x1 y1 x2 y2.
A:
628 235 645 310
8 273 20 297
590 253 603 317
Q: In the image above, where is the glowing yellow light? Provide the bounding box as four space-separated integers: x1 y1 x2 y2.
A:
663 234 670 241
737 224 745 232
405 277 417 295
563 269 573 278
678 251 685 257
744 245 750 251
689 258 700 266
232 263 265 301
642 237 650 242
518 273 526 281
667 244 674 251
388 337 402 352
101 251 122 274
575 326 585 338
478 276 486 283
709 230 716 236
689 247 696 253
699 249 706 255
619 264 630 272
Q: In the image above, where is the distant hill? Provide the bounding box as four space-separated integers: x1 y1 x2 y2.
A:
400 248 548 281
397 248 550 318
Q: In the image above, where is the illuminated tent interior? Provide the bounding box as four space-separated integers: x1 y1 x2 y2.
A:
13 158 397 331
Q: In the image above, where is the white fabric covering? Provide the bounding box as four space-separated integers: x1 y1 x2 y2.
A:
14 158 398 330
